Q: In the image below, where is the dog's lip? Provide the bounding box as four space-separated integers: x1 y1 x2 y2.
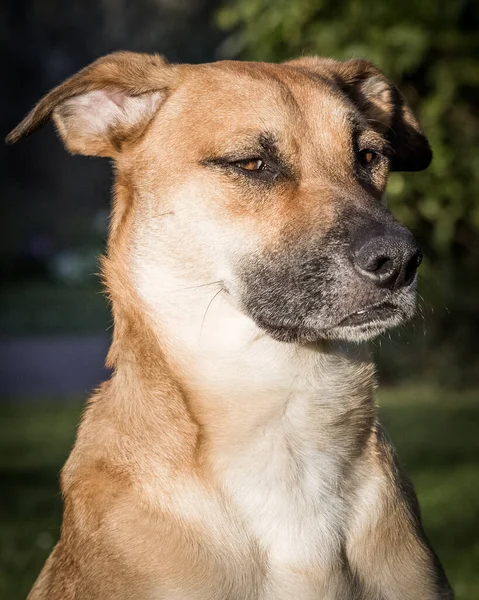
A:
249 302 405 343
251 314 319 343
336 302 401 328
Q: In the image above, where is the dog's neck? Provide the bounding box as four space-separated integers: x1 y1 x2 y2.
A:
106 252 377 472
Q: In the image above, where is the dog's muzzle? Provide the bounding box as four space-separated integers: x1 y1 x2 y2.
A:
235 205 422 344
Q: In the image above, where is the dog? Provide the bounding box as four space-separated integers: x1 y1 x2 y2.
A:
7 52 454 599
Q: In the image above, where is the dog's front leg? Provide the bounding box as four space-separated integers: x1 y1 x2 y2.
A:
346 425 454 600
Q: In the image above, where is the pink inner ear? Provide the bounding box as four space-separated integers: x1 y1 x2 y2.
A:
105 90 127 109
53 88 166 157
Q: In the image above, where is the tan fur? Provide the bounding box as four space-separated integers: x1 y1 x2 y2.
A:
8 52 452 599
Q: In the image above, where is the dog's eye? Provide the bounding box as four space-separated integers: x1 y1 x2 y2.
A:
235 158 265 172
358 149 379 167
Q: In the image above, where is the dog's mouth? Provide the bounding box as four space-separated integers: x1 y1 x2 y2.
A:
336 302 400 328
252 301 407 344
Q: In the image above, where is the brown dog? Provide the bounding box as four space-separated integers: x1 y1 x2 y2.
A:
8 53 453 599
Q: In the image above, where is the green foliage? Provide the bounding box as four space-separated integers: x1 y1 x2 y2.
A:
217 0 479 259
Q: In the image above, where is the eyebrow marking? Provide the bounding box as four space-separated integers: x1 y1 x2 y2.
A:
202 131 295 181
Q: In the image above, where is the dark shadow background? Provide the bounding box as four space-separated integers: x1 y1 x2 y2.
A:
1 0 223 396
1 1 478 598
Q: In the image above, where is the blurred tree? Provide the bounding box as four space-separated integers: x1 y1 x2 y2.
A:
216 0 479 384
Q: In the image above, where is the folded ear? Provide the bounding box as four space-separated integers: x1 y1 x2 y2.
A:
6 51 175 157
286 57 432 172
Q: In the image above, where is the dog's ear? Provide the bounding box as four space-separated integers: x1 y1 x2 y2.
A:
6 52 176 157
286 57 432 172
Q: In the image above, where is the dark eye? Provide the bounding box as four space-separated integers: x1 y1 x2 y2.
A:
358 149 379 167
234 158 265 172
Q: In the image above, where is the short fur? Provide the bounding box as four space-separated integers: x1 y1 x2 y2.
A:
7 52 453 599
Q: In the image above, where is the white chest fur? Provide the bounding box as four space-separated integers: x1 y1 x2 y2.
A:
221 397 346 566
211 391 358 600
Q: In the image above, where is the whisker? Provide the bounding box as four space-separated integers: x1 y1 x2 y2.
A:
200 288 224 338
174 280 223 292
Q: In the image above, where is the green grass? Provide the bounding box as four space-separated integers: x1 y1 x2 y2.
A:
0 387 477 599
377 386 479 599
0 402 83 599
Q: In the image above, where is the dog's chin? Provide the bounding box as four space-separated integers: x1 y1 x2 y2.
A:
253 302 412 344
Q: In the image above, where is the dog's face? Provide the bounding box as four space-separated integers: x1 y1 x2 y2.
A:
7 54 431 344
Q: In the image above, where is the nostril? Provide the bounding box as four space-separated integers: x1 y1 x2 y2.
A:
369 254 392 275
357 251 394 278
403 250 422 286
416 250 423 268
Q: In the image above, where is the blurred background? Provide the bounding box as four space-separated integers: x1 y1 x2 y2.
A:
1 0 478 598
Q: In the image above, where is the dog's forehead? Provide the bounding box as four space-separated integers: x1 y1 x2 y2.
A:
171 61 354 139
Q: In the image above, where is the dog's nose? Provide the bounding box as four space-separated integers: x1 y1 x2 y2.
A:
353 235 422 289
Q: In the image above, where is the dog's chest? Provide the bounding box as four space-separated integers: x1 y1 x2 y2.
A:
216 410 352 598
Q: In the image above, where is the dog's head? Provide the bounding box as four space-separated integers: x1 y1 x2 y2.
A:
7 52 431 344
